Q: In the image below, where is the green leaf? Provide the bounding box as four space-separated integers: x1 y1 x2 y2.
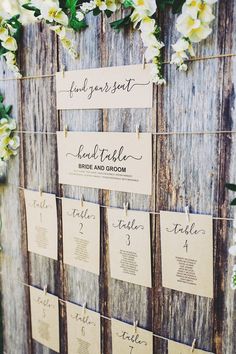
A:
110 15 131 32
93 7 101 16
22 3 41 17
226 183 236 192
172 0 185 13
69 17 87 31
230 198 236 206
105 10 113 18
123 0 134 8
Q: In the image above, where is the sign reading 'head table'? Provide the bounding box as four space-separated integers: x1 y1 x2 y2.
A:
56 64 153 109
57 132 152 195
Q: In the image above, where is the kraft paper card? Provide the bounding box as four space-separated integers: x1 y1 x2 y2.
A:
160 211 213 298
62 197 100 275
168 340 213 354
66 302 101 354
57 132 152 195
111 318 153 354
56 64 153 109
24 189 58 260
30 286 60 352
108 208 152 287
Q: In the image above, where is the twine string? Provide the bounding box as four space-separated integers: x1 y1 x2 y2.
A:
0 53 235 81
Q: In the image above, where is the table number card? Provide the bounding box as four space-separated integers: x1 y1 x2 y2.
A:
111 318 153 354
24 189 58 260
168 340 213 354
66 302 101 354
62 197 100 275
57 132 152 195
30 286 60 352
108 208 152 287
160 211 213 298
56 64 153 109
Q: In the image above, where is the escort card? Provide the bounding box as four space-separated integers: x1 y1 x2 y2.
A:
57 132 152 195
168 340 213 354
111 319 153 354
56 64 153 109
160 211 213 298
62 197 100 275
30 286 60 352
66 302 101 354
24 189 58 260
108 208 152 287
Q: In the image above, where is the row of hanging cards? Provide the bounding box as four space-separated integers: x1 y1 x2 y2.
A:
30 286 213 353
24 189 213 298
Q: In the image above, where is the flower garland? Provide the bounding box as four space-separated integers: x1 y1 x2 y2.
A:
171 0 217 71
0 94 20 162
0 0 218 82
0 13 22 78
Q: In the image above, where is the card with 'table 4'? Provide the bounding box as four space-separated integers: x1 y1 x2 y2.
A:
56 64 153 109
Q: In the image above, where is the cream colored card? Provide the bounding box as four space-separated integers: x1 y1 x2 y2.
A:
62 198 100 275
160 211 213 298
57 132 152 195
30 286 60 352
24 189 58 260
108 208 152 287
168 340 213 354
56 64 153 109
111 318 153 354
66 302 101 354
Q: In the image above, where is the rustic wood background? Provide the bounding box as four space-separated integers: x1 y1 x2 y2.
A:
0 1 235 353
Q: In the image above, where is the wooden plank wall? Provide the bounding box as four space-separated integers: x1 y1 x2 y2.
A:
0 1 236 353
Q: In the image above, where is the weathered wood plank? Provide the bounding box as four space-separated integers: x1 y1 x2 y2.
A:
20 23 59 354
57 12 102 353
0 59 30 353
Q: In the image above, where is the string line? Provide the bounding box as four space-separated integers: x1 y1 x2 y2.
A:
14 130 236 136
0 52 235 81
17 186 234 221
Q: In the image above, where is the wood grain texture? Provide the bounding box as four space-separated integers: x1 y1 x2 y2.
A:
0 0 235 353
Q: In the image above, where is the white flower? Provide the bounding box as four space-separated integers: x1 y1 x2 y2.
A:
2 36 17 51
170 51 188 66
80 1 96 13
76 11 85 21
188 24 212 42
0 26 9 41
176 13 201 36
179 63 188 71
198 3 215 23
95 0 107 10
144 46 161 62
50 25 66 39
40 0 69 26
172 37 190 52
140 17 156 33
131 0 157 27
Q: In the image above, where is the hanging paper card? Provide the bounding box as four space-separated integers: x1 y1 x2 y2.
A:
108 208 152 287
111 318 153 354
160 211 213 298
62 197 100 275
67 302 101 354
57 132 152 195
168 340 213 354
24 189 58 260
30 286 60 352
56 64 153 109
